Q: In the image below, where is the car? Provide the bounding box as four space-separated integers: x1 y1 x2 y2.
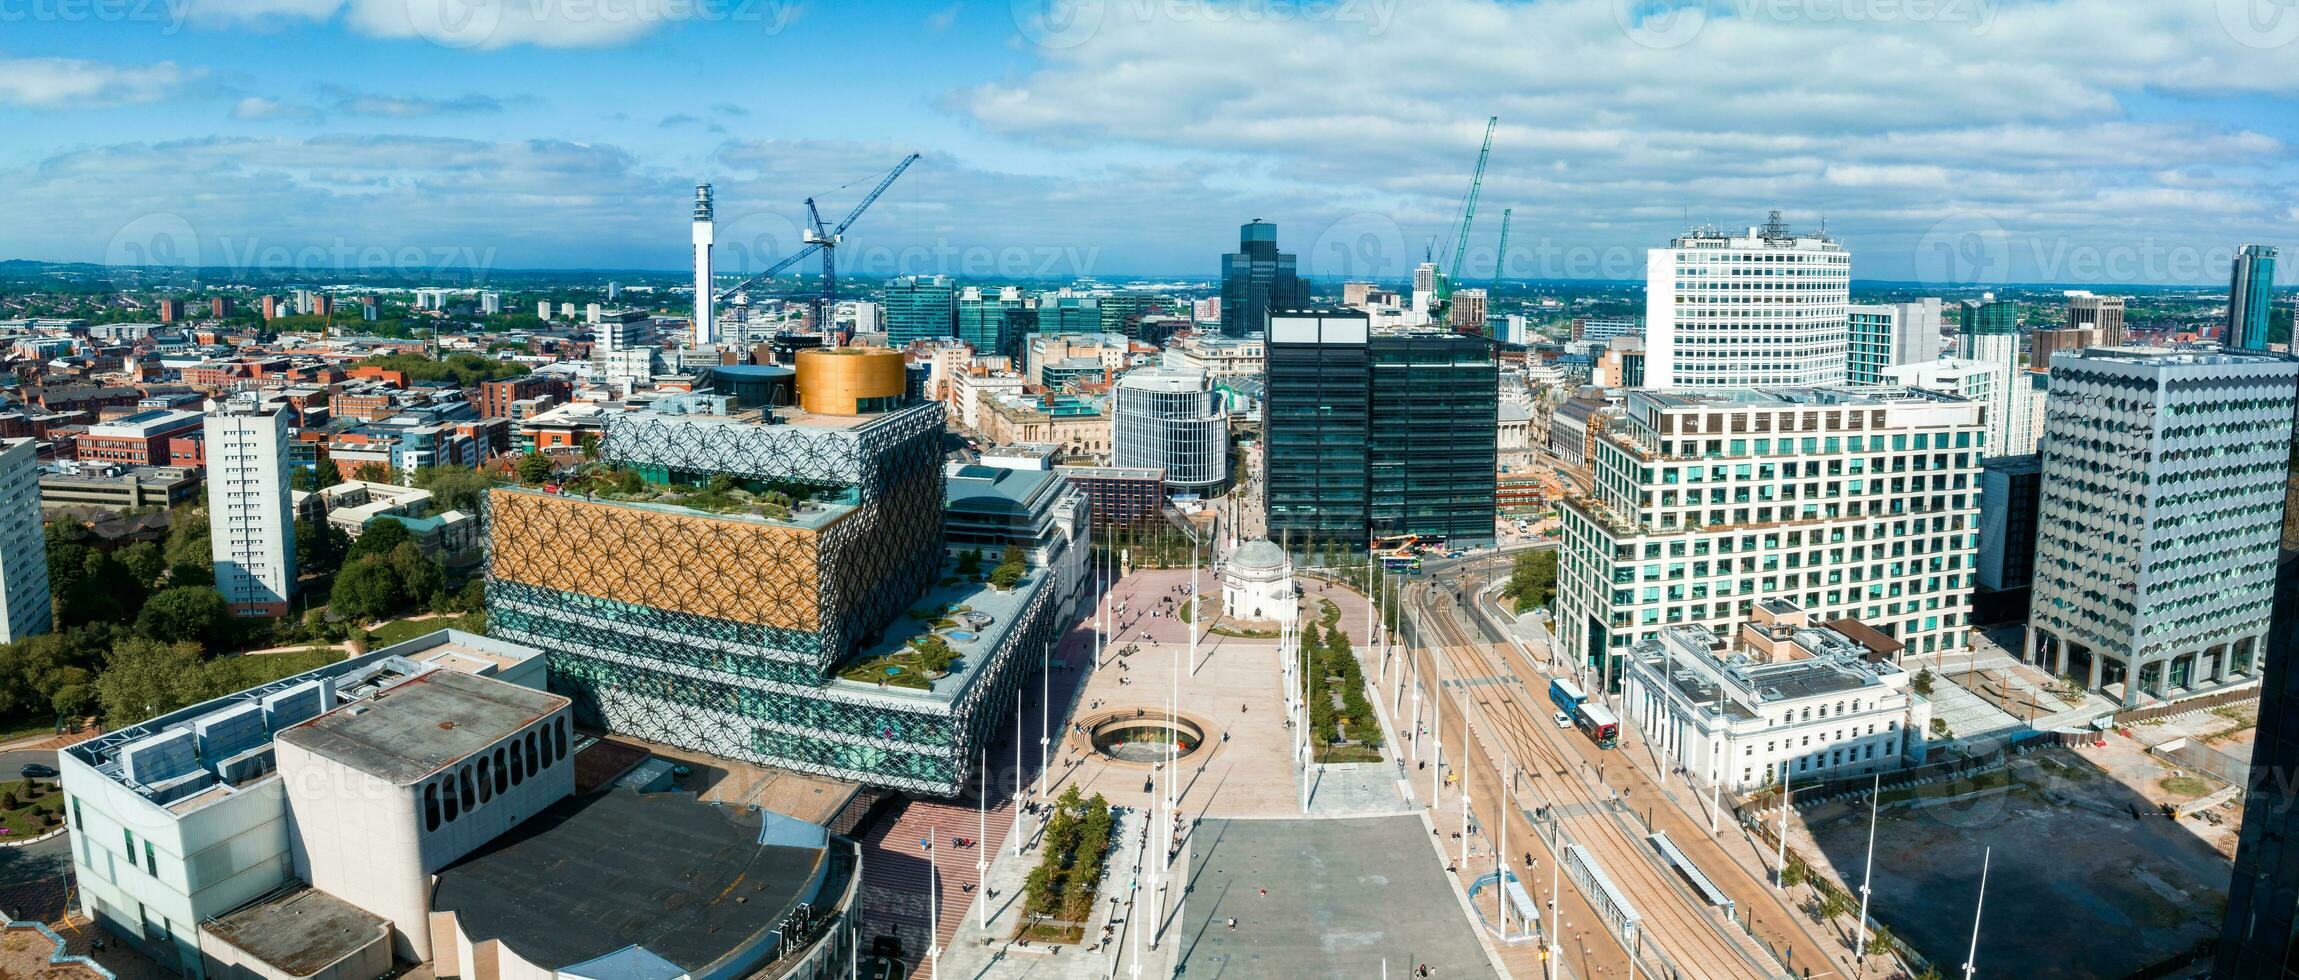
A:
1551 710 1573 729
19 763 58 780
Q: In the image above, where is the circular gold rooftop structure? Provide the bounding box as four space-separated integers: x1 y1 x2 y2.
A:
794 347 905 415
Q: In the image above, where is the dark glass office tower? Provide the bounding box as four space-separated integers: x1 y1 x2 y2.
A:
1263 308 1496 553
2229 244 2282 351
2219 420 2299 978
1264 309 1372 546
1219 220 1309 336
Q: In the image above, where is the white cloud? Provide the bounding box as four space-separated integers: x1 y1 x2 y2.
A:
229 96 323 121
321 87 505 117
946 0 2299 281
0 57 203 109
181 0 786 48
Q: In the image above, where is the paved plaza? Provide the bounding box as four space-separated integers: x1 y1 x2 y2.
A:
1174 816 1498 979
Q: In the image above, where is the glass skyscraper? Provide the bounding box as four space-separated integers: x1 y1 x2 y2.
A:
1262 308 1496 552
1220 220 1308 336
882 274 955 345
957 285 1023 355
2229 244 2282 351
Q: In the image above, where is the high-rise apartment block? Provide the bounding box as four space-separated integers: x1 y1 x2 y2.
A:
1845 299 1942 385
157 299 185 323
1644 212 1850 389
1955 296 2021 455
1262 309 1496 551
1450 287 1488 334
2024 349 2299 705
883 275 955 345
479 292 502 315
210 297 233 318
1412 262 1441 316
0 438 51 643
1112 368 1228 497
2064 290 2126 347
1554 387 1985 679
2227 244 2281 351
205 398 298 617
1219 220 1308 336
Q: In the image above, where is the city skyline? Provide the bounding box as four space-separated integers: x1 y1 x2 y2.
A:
0 0 2293 284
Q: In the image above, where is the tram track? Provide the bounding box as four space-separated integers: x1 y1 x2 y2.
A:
1408 576 1784 980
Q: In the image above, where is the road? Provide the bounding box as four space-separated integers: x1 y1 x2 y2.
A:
1394 557 1852 980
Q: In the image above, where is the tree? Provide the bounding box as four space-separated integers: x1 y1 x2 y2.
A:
385 541 446 609
956 548 982 577
413 466 494 513
163 509 213 572
515 451 555 486
118 541 167 587
346 519 416 562
136 587 234 650
1912 668 1935 696
94 638 211 726
989 543 1027 589
1504 548 1559 614
1864 925 1896 958
1815 889 1853 923
350 461 398 485
296 519 351 576
329 559 407 624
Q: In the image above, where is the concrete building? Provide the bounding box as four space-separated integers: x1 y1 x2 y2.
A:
2064 291 2126 347
1845 300 1943 386
1112 368 1229 497
1619 611 1924 793
2024 348 2299 705
1449 287 1488 333
39 465 201 513
1553 386 1985 680
58 632 547 976
76 409 205 467
1644 212 1850 389
1053 464 1166 528
1161 335 1263 380
204 398 297 617
0 438 52 643
943 461 1088 606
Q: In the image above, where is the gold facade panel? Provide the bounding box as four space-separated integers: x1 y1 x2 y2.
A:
795 348 906 415
488 489 824 630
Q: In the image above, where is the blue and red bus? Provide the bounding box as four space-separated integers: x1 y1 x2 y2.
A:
1575 702 1620 749
1548 678 1587 716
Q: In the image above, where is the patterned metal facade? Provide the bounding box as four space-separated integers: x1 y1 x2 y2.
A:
487 402 1057 795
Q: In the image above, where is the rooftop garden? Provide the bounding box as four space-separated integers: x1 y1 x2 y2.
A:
837 633 962 691
550 464 830 521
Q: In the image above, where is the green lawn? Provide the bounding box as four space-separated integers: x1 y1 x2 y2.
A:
368 613 486 647
0 778 67 840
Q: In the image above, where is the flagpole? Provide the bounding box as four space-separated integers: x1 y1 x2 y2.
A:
1962 847 1991 980
1855 771 1880 975
977 750 988 931
928 824 941 980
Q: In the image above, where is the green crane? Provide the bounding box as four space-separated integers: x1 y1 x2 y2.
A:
1492 207 1513 288
1443 114 1498 322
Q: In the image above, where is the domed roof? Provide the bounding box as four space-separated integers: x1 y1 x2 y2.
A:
1230 539 1289 571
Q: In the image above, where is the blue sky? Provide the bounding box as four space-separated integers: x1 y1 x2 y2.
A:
4 0 2298 285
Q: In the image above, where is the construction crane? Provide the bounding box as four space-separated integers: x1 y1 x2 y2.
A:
1429 116 1496 325
1491 207 1512 287
715 152 921 338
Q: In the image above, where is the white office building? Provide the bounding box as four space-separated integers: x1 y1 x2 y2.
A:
1113 368 1229 495
2025 349 2299 706
1643 212 1850 389
1620 612 1926 793
58 632 550 977
0 437 52 643
1553 386 1985 685
205 398 296 617
1845 300 1943 386
479 291 502 315
1884 357 2004 413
